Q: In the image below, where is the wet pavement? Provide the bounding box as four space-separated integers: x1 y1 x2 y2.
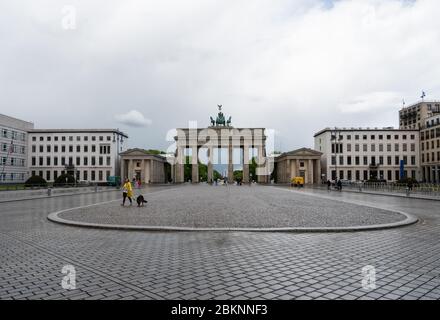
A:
1 185 440 300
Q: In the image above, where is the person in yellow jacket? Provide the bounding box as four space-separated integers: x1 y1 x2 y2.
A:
121 178 134 206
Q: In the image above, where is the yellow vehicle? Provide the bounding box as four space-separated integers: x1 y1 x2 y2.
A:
291 176 304 187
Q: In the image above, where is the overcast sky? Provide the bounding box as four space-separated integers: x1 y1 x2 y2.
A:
1 0 439 152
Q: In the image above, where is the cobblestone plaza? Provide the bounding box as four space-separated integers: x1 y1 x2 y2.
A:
1 185 440 300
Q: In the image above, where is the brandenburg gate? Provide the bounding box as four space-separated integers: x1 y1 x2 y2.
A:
172 105 271 183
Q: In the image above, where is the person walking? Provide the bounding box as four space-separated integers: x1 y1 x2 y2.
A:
121 178 134 206
327 179 331 191
337 179 342 192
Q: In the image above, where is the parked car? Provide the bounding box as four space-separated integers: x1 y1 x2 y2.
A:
107 176 121 187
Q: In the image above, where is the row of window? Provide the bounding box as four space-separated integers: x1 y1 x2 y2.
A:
422 152 440 164
0 172 26 182
421 139 440 151
31 170 111 182
331 143 416 153
330 133 416 141
421 128 440 140
1 157 26 167
1 128 26 141
330 169 416 181
31 135 113 142
331 155 417 166
31 144 111 154
1 143 25 154
31 156 112 167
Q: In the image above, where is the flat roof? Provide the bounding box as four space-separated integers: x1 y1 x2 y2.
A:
29 128 128 138
313 127 419 137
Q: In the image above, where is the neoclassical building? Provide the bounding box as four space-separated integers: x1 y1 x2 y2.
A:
275 148 322 184
120 148 168 183
172 105 271 183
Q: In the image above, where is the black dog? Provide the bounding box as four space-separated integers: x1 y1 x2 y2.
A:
136 195 148 207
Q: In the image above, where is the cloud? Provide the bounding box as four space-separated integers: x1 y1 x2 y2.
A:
1 0 439 151
114 110 152 127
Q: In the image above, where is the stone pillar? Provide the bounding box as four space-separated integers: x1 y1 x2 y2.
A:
243 146 249 183
317 159 322 184
309 159 314 184
120 159 125 181
140 159 145 183
176 147 184 183
192 146 199 183
207 146 213 183
296 159 300 178
128 159 133 181
227 144 234 182
286 159 291 183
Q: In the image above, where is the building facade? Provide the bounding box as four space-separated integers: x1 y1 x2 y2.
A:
314 127 420 182
120 149 168 184
275 148 322 184
28 129 128 183
399 101 440 129
420 114 440 183
0 114 34 183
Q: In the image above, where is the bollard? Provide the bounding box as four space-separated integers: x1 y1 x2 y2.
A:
406 187 410 197
94 184 98 193
47 187 52 197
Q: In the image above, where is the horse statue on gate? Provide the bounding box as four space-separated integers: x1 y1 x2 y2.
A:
209 104 232 127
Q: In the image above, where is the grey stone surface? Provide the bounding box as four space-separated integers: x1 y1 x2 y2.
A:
56 185 407 228
1 185 440 300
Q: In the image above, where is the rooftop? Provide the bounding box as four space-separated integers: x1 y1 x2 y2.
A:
29 128 128 138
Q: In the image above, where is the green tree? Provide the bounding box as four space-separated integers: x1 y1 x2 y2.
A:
233 170 243 182
249 157 258 182
24 175 47 187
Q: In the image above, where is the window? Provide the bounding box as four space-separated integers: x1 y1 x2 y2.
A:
106 157 111 166
76 136 81 141
46 156 51 166
387 156 392 165
54 136 58 141
84 171 88 181
46 171 51 181
347 144 351 152
355 144 359 152
84 157 88 166
363 135 367 140
395 156 399 165
31 157 36 166
371 144 375 152
76 145 80 152
363 156 368 165
339 156 344 165
379 156 384 165
347 156 352 165
371 135 375 140
363 144 367 152
411 156 416 165
61 145 66 152
92 145 96 152
410 143 415 152
32 145 36 152
39 157 43 166
76 157 80 166
99 170 103 181
403 144 407 152
379 135 383 140
379 144 383 152
84 145 88 152
355 135 359 140
355 156 360 165
402 135 407 140
69 145 73 152
39 145 43 152
395 144 399 152
69 136 73 141
99 157 103 166
91 156 96 166
54 170 58 180
54 157 58 166
394 135 399 140
47 145 51 152
91 170 96 181
84 136 88 141
54 145 58 152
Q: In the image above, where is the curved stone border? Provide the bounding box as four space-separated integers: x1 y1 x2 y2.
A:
47 187 419 232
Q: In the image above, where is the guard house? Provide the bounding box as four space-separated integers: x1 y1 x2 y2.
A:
171 105 272 183
120 148 168 183
275 148 322 184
